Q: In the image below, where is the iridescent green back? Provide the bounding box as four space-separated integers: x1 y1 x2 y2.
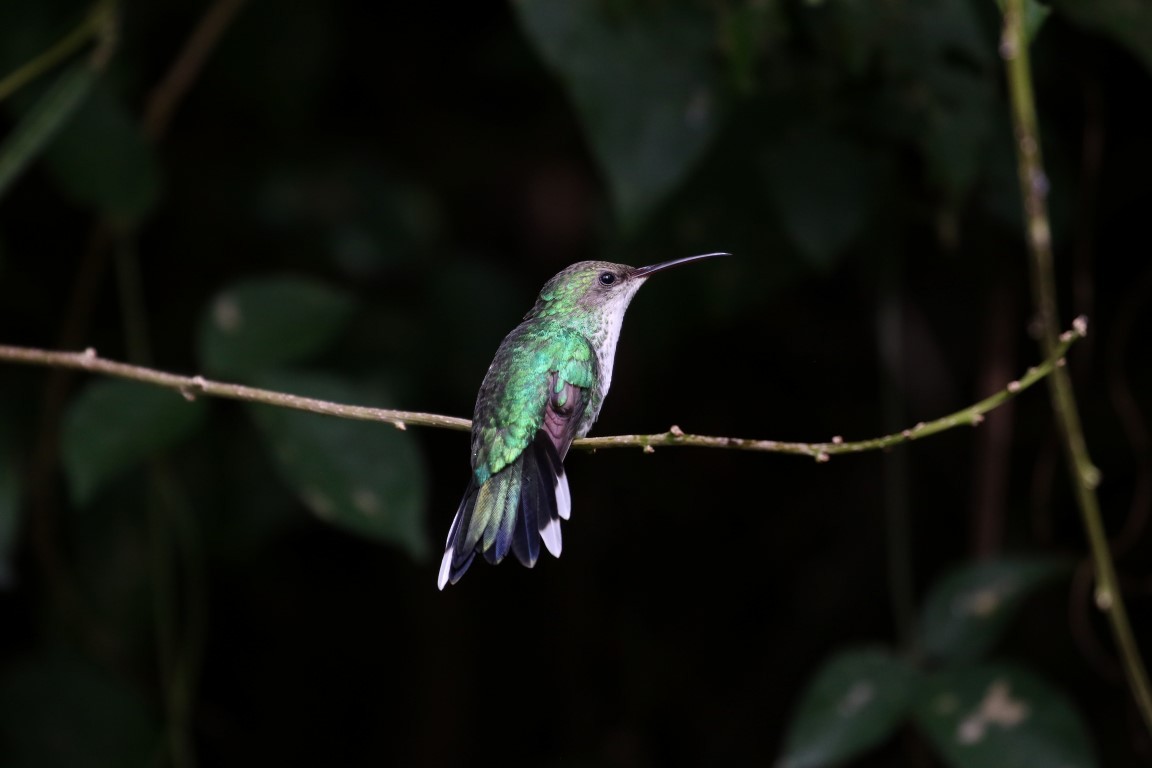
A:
470 318 599 484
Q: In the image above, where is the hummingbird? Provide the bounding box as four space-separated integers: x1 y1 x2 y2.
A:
438 252 727 589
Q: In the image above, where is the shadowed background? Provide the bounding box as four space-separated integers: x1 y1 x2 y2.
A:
1 1 1151 766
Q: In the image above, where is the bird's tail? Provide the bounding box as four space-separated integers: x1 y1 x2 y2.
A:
438 431 571 589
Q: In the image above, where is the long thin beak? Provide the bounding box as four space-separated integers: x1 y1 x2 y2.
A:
632 251 729 279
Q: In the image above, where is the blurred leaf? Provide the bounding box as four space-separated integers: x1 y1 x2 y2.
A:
0 441 18 589
913 663 1097 768
1049 0 1152 75
324 181 440 276
989 1 1051 45
917 557 1071 663
1022 0 1052 41
247 370 428 559
779 647 918 768
916 0 995 68
0 60 95 202
41 77 160 219
514 0 724 230
198 0 338 129
197 275 358 377
258 163 441 277
0 650 159 768
763 126 876 268
61 379 207 506
719 0 787 94
800 0 885 78
918 65 997 202
974 125 1026 233
423 259 529 406
0 0 88 75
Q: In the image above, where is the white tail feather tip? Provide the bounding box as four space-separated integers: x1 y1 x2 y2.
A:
555 472 572 521
540 517 562 558
437 547 454 590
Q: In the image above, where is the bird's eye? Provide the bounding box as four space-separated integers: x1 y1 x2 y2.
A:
598 272 617 286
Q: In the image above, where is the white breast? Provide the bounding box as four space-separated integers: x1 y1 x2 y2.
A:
591 280 646 396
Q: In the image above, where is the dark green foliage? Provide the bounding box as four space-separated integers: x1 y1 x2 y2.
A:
1050 0 1152 75
914 663 1096 768
779 558 1091 767
247 370 428 558
61 378 207 505
514 0 725 231
0 61 96 201
916 557 1071 663
0 650 159 768
0 440 17 588
780 647 918 768
1 0 1150 765
190 276 428 556
38 77 159 218
196 276 358 377
762 123 880 268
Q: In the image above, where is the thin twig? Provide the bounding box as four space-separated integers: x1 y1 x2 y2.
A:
1001 0 1152 734
581 319 1079 456
142 0 248 140
0 0 117 102
0 317 1084 456
0 345 468 432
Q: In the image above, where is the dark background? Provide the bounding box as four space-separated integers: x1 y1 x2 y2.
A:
1 0 1151 766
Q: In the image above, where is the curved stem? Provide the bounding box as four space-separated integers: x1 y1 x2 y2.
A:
142 0 248 140
0 0 117 102
1001 0 1152 734
0 317 1083 456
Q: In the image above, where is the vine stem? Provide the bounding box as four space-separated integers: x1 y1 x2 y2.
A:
141 0 247 140
1001 0 1152 734
0 0 117 102
0 317 1082 457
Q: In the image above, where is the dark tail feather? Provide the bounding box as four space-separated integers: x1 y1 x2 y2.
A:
480 461 520 565
511 443 543 568
533 432 568 557
438 480 479 590
438 459 523 588
438 430 572 589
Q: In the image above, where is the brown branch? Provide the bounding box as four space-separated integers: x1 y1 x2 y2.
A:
142 0 248 141
0 317 1084 456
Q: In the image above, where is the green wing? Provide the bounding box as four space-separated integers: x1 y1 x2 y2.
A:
471 320 596 484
